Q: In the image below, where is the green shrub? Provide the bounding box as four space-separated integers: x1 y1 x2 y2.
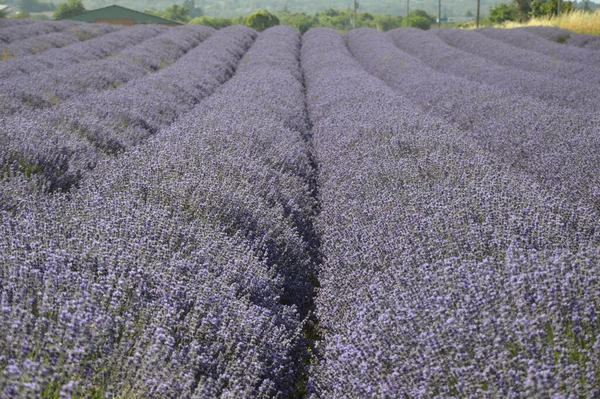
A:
489 2 519 23
53 0 84 19
189 16 233 29
246 9 279 32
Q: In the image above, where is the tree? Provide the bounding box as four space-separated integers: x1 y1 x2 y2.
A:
316 8 354 31
527 0 574 17
320 8 340 17
411 9 436 23
529 0 544 17
0 9 6 18
373 14 403 31
278 12 316 34
488 2 519 23
407 9 436 29
53 0 84 19
189 15 232 29
246 9 279 31
540 0 574 15
513 0 532 21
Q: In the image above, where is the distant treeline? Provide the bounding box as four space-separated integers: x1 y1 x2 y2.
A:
190 9 438 33
145 0 599 31
145 2 598 31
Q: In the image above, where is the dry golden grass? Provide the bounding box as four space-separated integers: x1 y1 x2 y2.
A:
501 10 600 35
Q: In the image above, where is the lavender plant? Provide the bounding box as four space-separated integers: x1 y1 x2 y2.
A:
0 25 318 398
518 26 573 43
387 28 600 115
347 28 600 210
476 26 600 67
433 28 600 86
303 27 600 398
0 23 118 60
0 20 81 44
565 34 600 51
0 25 214 117
0 24 167 79
0 25 252 194
498 26 600 51
0 18 35 29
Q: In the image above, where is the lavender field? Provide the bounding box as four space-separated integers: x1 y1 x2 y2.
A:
0 20 599 398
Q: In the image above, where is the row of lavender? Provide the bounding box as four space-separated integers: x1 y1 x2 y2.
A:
0 19 86 44
344 28 600 210
0 24 214 117
304 27 600 397
522 26 600 51
475 26 600 63
0 26 320 397
0 24 167 79
0 25 246 201
0 22 119 59
0 18 34 30
385 28 600 111
521 26 600 51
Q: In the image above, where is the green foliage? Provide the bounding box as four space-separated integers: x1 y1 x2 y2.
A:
278 11 316 34
372 14 403 31
529 0 545 17
529 0 574 18
246 9 279 31
513 0 531 20
410 9 436 23
52 0 84 19
488 2 519 23
315 8 353 31
407 9 436 29
145 4 191 22
187 9 405 34
189 15 233 28
183 6 428 33
0 9 6 17
314 8 379 31
541 0 574 15
320 8 340 17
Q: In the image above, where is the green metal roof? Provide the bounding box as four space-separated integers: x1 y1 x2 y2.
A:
63 5 182 25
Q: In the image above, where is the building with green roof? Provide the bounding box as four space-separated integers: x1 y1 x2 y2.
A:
63 5 182 26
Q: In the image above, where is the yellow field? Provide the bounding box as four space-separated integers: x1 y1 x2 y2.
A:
501 10 600 35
